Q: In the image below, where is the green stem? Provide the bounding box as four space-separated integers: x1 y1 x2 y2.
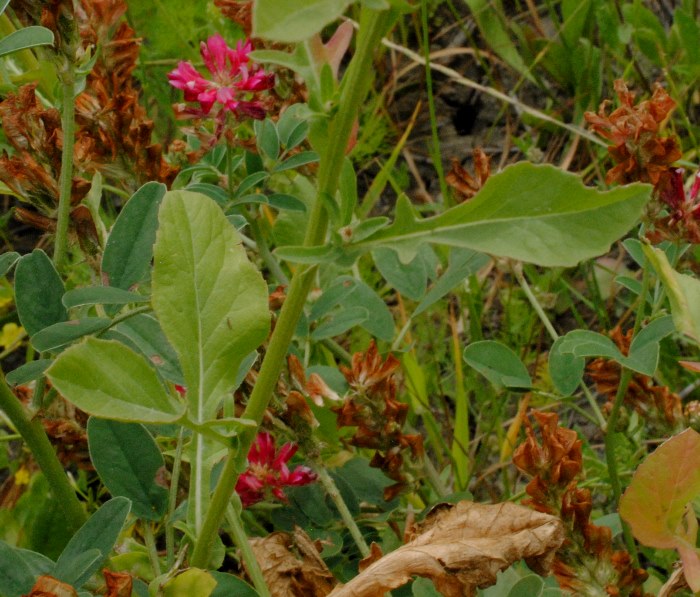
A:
53 68 77 270
0 370 85 532
143 522 162 577
189 8 392 568
315 466 370 557
603 264 650 568
166 428 184 569
225 502 271 597
513 263 607 429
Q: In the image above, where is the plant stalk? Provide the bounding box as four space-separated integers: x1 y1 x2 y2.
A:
53 69 77 270
315 466 370 557
225 502 271 597
0 371 85 533
189 7 393 567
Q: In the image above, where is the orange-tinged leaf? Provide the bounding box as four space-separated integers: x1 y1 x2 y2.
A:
24 575 78 597
620 428 700 591
620 429 700 547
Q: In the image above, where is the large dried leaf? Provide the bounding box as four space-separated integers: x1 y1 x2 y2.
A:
24 575 78 597
248 528 337 597
329 501 564 597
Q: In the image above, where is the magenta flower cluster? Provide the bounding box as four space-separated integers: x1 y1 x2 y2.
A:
167 34 274 121
235 432 317 507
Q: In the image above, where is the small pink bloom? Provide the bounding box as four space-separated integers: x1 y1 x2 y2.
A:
167 33 274 122
235 432 317 507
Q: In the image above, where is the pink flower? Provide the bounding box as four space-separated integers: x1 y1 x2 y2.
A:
235 432 317 507
167 34 274 121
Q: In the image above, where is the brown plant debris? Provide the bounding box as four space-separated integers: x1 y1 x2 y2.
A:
445 148 491 202
328 501 564 597
248 527 337 597
22 575 77 597
333 341 424 500
513 411 649 596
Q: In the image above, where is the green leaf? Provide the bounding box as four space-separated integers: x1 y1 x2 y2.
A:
6 359 52 386
162 568 217 597
62 287 149 309
235 172 268 198
414 248 489 316
253 0 352 42
463 340 532 389
373 246 428 301
548 336 585 396
210 572 258 597
625 315 674 375
273 151 319 173
311 306 368 340
268 193 307 212
47 337 185 423
0 541 37 597
15 250 67 337
507 574 545 597
0 26 54 58
353 163 651 267
31 317 112 352
556 330 623 360
254 118 279 161
54 549 101 589
102 182 166 290
54 497 131 588
620 428 700 591
88 418 168 520
643 245 700 342
107 314 184 385
152 190 270 417
0 251 20 277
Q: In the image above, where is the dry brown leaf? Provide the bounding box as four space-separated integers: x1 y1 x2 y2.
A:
23 575 78 597
103 569 132 597
329 501 564 597
248 527 337 597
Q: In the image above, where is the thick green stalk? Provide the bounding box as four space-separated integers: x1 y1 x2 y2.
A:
0 371 85 532
53 69 77 269
189 8 393 568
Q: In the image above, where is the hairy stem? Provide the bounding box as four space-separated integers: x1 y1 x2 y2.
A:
189 8 393 567
0 370 85 533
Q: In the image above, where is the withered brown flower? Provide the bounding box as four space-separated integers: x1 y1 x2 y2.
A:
445 147 491 202
585 80 681 186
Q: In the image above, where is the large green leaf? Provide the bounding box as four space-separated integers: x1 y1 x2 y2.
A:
46 337 185 423
253 0 352 43
102 182 166 290
352 163 651 267
463 340 532 389
54 497 131 588
14 250 67 337
152 191 269 534
152 190 270 418
0 541 37 597
87 418 168 521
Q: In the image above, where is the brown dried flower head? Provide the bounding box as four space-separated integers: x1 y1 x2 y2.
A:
585 80 681 186
445 147 491 202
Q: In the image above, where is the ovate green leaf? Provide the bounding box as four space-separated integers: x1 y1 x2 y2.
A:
47 338 185 423
0 26 54 58
463 341 532 389
354 163 650 267
87 418 168 520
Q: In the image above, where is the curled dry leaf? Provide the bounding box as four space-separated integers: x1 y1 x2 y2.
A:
329 501 565 597
248 527 337 597
23 575 78 597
